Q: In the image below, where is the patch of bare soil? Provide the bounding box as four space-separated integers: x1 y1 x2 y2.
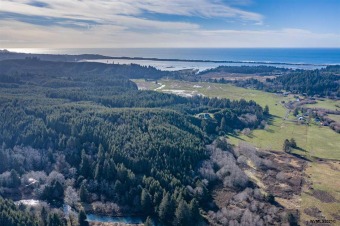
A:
311 190 336 203
275 195 301 210
304 207 324 219
212 187 237 209
260 151 306 201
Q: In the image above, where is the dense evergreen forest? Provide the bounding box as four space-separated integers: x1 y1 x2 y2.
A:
0 58 169 80
0 59 267 225
321 65 340 74
0 197 38 226
199 65 289 75
230 69 340 97
271 71 339 97
0 49 113 62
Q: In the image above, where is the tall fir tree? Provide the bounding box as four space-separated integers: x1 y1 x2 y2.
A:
78 209 89 226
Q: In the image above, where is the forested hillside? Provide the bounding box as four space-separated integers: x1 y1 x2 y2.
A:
0 58 169 80
199 65 289 75
232 69 340 97
272 71 339 96
0 59 267 225
0 49 113 62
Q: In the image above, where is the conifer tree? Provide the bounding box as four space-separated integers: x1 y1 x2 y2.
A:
80 150 91 178
173 200 190 226
264 105 269 115
290 138 297 148
144 217 153 226
220 117 227 132
283 139 291 153
158 193 175 224
189 198 200 223
78 209 89 226
141 189 153 214
79 183 88 202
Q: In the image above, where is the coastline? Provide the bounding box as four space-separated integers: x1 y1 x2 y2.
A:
1 49 339 67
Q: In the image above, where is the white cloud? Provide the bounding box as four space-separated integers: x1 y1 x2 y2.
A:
1 20 340 48
0 0 263 25
1 0 208 33
128 0 263 22
1 1 339 48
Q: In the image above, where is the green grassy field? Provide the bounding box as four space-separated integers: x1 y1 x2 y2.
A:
304 98 340 111
300 161 340 224
328 114 340 123
134 79 340 160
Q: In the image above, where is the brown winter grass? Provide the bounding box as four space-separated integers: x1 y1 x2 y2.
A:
300 161 340 225
328 114 340 123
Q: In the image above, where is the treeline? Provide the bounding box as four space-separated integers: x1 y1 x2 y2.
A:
322 65 340 74
231 70 340 97
273 71 339 96
199 65 289 75
0 50 113 62
0 59 170 80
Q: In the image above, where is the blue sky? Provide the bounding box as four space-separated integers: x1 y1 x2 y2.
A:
1 0 340 48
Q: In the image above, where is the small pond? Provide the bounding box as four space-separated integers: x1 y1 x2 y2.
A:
87 214 145 224
17 200 145 224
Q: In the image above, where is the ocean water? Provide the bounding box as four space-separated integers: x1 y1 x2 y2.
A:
7 48 340 71
84 58 318 72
